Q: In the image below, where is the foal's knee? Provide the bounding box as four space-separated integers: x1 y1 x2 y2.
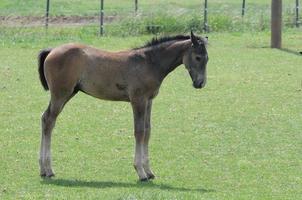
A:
41 109 50 125
134 121 145 140
41 107 58 132
135 130 145 138
144 126 150 135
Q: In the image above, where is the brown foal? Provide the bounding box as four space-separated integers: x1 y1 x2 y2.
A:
38 31 208 181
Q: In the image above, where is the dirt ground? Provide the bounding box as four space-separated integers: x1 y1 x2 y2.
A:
0 15 116 27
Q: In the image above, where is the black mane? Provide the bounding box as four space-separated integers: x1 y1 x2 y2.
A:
134 35 191 50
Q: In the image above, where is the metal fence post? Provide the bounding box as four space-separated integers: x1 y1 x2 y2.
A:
203 0 209 32
45 0 50 29
135 0 138 13
296 0 300 27
242 0 246 17
100 0 104 36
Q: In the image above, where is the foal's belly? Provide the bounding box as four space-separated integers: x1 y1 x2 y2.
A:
78 65 131 101
78 65 160 102
79 81 130 102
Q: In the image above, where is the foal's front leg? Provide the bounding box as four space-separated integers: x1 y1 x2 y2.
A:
143 100 155 179
131 99 148 181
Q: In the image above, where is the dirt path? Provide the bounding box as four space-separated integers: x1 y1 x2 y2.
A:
0 15 117 27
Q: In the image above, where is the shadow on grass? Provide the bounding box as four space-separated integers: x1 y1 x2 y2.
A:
278 48 302 56
41 178 214 193
248 45 302 56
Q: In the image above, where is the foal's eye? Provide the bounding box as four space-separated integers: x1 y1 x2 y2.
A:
195 56 201 62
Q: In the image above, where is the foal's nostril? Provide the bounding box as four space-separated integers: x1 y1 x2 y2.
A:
193 80 203 88
199 80 204 86
198 81 203 88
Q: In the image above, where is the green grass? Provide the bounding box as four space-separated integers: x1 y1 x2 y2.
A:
0 0 300 34
0 27 302 199
0 0 297 16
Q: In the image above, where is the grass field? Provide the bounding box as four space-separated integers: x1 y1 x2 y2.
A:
0 26 301 199
1 0 300 35
0 0 267 16
0 0 297 16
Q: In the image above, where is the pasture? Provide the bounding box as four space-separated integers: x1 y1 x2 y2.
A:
0 0 297 16
0 0 274 16
0 27 301 199
1 0 300 34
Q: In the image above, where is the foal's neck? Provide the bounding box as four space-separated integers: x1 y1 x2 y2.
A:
144 40 191 80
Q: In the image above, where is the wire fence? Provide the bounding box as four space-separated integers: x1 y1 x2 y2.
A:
0 0 300 35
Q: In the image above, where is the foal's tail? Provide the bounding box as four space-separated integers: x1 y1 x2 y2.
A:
38 48 52 91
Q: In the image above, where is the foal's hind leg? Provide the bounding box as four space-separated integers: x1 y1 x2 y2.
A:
40 92 75 177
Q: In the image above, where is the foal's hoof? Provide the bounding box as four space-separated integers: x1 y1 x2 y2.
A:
139 177 149 182
40 172 55 178
147 174 155 180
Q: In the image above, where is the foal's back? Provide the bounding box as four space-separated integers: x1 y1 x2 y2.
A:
44 43 157 102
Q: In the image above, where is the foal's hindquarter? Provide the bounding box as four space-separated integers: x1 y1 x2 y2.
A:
40 40 191 180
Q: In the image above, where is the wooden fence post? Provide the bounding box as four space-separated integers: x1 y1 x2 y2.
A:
271 0 282 48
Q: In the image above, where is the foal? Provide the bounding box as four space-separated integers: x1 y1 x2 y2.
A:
38 31 208 181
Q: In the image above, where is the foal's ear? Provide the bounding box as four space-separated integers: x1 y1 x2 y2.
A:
190 30 199 47
203 36 209 46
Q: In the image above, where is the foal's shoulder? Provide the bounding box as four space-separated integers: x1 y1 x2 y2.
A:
52 43 88 54
58 43 87 49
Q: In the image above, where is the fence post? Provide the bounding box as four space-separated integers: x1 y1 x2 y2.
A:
135 0 138 13
296 0 300 27
100 0 104 36
203 0 209 32
45 0 50 29
242 0 246 17
271 0 282 48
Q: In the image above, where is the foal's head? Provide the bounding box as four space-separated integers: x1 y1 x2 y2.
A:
183 31 209 89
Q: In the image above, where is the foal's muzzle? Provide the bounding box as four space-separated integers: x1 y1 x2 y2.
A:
193 80 205 89
189 70 206 89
